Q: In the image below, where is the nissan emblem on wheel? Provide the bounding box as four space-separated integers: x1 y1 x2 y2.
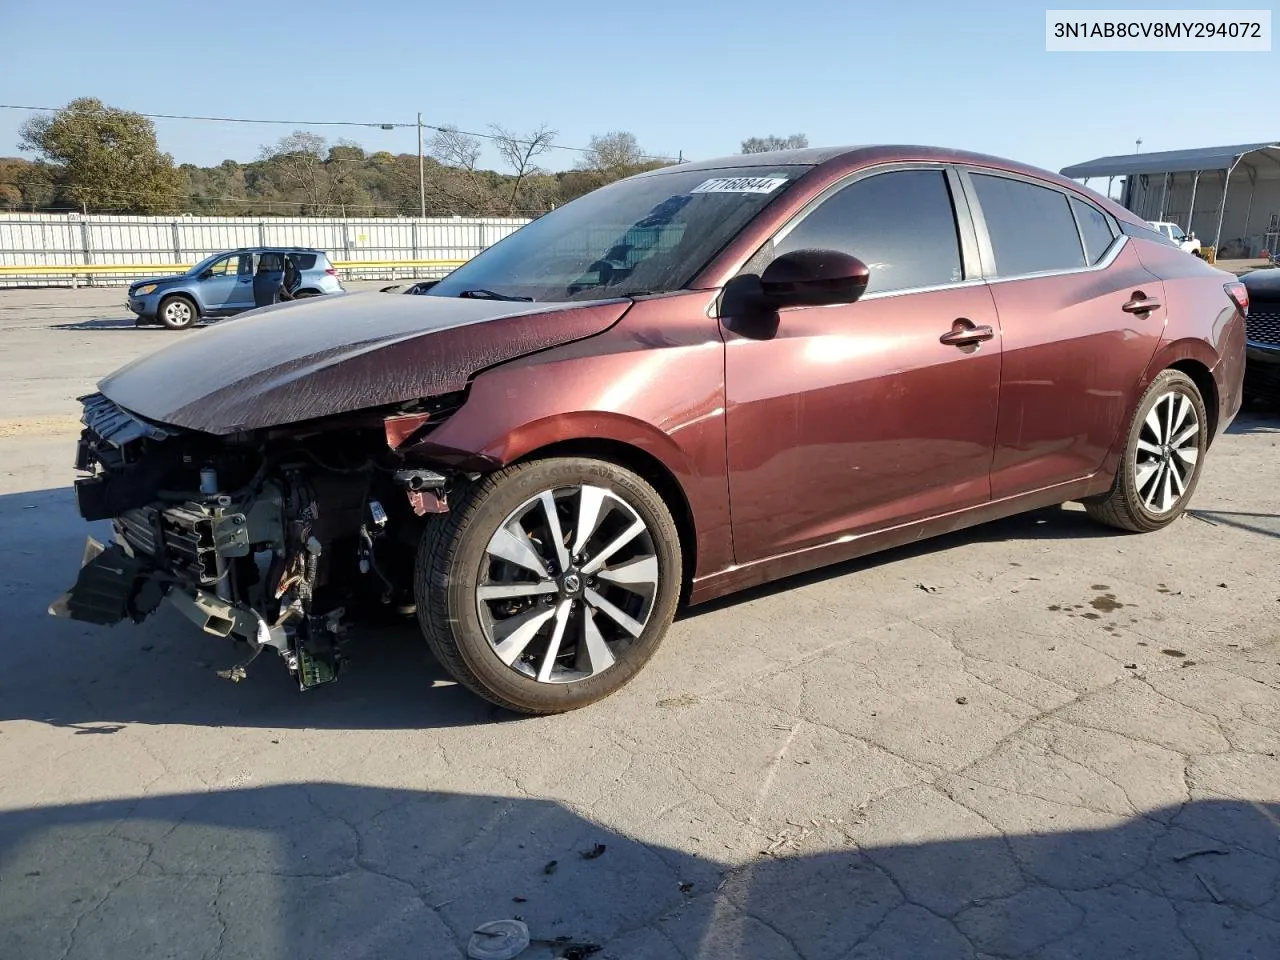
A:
49 145 1246 715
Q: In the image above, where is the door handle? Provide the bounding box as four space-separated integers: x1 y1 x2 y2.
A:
939 319 995 347
1122 294 1161 314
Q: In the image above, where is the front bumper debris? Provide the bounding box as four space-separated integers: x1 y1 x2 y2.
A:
48 537 164 626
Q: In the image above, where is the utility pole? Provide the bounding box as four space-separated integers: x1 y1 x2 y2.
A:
417 112 426 219
1135 137 1142 153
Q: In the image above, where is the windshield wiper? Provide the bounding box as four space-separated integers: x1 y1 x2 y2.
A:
457 288 533 302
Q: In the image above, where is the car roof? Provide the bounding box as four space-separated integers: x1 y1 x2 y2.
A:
222 246 325 254
634 144 1144 227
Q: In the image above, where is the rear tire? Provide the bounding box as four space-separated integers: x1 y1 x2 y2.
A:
1085 369 1208 532
157 294 197 330
293 289 322 299
414 457 681 714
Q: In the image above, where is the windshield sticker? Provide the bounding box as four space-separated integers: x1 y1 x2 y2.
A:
690 177 788 195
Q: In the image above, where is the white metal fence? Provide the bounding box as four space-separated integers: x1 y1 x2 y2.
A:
0 213 530 287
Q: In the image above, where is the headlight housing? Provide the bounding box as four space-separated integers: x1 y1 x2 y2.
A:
134 283 158 296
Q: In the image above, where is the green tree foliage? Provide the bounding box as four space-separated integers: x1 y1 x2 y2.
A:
741 133 809 153
18 98 182 213
2 103 669 218
0 159 25 209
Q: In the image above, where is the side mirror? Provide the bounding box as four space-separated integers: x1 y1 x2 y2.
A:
761 249 870 308
198 269 213 280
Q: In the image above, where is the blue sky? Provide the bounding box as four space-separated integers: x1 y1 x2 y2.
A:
0 0 1275 177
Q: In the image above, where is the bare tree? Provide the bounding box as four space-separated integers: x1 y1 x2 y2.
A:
428 126 493 213
579 131 644 174
490 124 557 214
260 131 331 213
740 133 809 154
429 126 481 171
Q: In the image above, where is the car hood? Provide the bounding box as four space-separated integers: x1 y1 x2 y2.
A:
98 292 631 434
130 274 188 291
1240 268 1280 298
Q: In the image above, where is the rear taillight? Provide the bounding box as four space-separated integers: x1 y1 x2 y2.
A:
325 267 337 277
1225 281 1249 317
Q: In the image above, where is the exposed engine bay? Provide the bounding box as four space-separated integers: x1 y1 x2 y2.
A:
51 391 466 689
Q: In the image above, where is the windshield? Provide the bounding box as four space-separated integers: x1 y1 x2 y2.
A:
427 165 808 302
186 252 228 276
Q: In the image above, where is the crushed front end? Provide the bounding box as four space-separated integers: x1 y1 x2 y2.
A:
51 391 463 690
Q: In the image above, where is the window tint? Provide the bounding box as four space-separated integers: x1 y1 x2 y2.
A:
971 174 1085 277
774 170 962 295
288 253 317 270
206 254 242 277
1071 198 1116 264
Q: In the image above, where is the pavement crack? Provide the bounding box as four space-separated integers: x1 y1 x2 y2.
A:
201 875 228 960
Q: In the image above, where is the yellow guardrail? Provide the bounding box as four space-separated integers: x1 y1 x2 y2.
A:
0 259 467 276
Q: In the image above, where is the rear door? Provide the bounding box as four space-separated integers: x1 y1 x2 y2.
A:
960 169 1166 498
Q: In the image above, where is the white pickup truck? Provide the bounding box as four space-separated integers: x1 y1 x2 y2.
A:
1147 221 1203 256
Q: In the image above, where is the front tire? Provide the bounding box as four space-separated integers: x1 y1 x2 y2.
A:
157 294 197 330
415 457 681 714
1085 369 1208 532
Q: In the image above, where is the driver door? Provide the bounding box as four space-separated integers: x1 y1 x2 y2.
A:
198 253 247 315
723 166 1002 564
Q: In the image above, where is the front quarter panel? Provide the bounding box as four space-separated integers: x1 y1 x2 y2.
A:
410 292 732 578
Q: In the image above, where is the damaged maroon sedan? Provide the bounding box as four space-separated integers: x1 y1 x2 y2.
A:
52 145 1246 714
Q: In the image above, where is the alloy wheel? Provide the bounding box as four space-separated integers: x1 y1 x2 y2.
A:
165 301 192 324
476 484 660 683
1134 390 1200 514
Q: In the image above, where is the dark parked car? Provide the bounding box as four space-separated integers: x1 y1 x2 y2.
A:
1237 268 1280 402
128 247 344 329
53 145 1246 714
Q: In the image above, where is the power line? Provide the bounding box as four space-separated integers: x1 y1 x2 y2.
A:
0 103 680 162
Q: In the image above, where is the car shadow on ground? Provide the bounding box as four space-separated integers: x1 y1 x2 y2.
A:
2 785 1277 959
1 485 1140 734
48 317 213 331
0 485 1163 734
1228 407 1280 434
685 504 1117 619
1185 510 1280 540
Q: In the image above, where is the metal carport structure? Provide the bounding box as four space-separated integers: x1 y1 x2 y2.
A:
1061 143 1280 256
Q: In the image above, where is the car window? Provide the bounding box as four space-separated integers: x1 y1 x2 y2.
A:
206 254 242 277
773 170 963 295
292 253 318 270
1169 224 1187 241
971 174 1086 277
1071 198 1116 264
